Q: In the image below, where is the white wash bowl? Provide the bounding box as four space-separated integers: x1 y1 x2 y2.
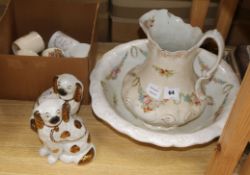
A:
90 39 240 147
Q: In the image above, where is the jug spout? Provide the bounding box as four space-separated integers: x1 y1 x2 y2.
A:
139 9 203 52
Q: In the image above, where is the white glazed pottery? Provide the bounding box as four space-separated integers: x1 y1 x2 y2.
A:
42 48 64 57
29 74 94 165
12 31 45 54
34 73 84 114
68 43 90 58
122 9 224 128
16 49 39 56
48 31 80 56
31 99 95 165
52 74 84 102
90 39 240 147
30 73 84 133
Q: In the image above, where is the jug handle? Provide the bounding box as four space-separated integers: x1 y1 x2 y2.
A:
194 29 225 100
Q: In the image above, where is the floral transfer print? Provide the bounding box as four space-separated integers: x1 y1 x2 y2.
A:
212 77 233 94
101 80 107 91
130 73 201 113
106 52 128 80
130 45 147 58
105 46 147 80
143 17 155 29
198 57 234 119
198 56 210 72
180 92 201 106
112 94 118 106
138 85 165 112
214 93 229 120
198 57 234 95
101 80 118 107
153 65 174 78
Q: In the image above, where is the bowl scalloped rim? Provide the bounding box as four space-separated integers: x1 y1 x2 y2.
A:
90 39 240 147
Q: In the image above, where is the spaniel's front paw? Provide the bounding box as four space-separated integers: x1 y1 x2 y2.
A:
39 147 49 157
60 154 74 163
48 155 58 164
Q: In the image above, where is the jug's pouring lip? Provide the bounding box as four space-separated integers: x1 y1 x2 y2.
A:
146 35 202 56
139 9 204 54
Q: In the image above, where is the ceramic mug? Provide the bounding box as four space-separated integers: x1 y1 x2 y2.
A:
16 49 39 56
68 43 90 58
48 31 80 56
12 31 45 54
42 48 64 57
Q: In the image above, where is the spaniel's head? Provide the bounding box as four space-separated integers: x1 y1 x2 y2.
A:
53 74 84 102
33 99 70 129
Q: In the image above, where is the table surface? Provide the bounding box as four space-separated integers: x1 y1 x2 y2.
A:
0 43 217 175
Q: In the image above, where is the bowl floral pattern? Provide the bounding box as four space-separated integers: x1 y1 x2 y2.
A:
90 39 240 147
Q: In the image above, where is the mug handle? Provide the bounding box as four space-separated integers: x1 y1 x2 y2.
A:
194 29 225 100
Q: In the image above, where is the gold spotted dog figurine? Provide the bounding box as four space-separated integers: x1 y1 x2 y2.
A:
37 73 83 114
52 73 83 114
33 99 95 165
30 74 84 132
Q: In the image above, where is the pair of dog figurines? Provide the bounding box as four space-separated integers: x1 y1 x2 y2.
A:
30 73 95 165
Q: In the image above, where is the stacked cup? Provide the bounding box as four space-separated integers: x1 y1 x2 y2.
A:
48 31 90 58
12 31 45 56
12 31 90 58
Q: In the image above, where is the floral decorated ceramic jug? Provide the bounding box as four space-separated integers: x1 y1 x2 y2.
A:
122 9 224 128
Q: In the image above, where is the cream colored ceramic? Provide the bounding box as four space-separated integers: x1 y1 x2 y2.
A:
29 74 93 164
30 73 84 133
34 73 84 115
12 31 45 54
68 43 90 58
90 39 240 147
42 48 64 57
48 31 80 57
15 49 39 56
32 99 95 165
122 9 224 128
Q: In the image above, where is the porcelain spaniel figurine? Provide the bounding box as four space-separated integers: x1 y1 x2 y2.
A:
30 73 84 132
37 73 84 114
32 98 95 165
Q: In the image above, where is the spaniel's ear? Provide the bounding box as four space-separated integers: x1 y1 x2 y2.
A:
53 76 59 94
30 118 37 132
34 111 44 129
62 102 70 122
73 83 83 102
